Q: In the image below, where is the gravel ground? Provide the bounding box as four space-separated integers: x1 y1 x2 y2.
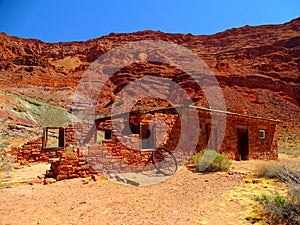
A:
0 164 253 225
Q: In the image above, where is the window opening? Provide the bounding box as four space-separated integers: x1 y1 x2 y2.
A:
259 129 265 139
43 127 65 148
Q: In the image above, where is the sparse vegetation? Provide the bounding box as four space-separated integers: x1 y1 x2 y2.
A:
190 150 232 172
0 142 10 149
255 192 300 225
0 142 14 172
254 160 300 224
278 129 300 156
255 159 300 184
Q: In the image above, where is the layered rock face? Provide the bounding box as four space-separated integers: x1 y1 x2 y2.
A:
0 17 299 136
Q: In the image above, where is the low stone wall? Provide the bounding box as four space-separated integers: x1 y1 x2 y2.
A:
10 125 78 164
83 142 155 176
47 151 97 181
10 137 65 164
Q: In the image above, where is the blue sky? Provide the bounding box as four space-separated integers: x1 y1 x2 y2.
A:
0 0 299 43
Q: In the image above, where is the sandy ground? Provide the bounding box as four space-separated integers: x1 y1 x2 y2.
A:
0 159 292 225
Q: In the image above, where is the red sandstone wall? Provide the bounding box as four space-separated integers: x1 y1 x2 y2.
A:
10 125 78 164
48 151 96 181
94 110 278 168
10 137 65 163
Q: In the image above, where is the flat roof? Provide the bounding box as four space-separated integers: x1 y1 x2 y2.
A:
95 105 281 123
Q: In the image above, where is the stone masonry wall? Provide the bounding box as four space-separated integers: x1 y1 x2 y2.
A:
49 110 278 181
10 125 78 164
93 109 278 169
47 151 97 181
10 109 278 181
194 110 278 160
10 137 65 164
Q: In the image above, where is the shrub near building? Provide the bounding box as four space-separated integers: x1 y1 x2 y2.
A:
190 150 232 172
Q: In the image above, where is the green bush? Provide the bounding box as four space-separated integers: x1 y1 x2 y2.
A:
190 150 232 172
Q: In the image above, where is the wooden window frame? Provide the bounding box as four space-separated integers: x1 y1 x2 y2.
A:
43 127 65 149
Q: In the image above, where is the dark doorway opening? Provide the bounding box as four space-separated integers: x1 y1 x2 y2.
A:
140 121 156 150
237 128 249 160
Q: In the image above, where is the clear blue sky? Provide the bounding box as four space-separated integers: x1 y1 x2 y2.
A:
0 0 299 43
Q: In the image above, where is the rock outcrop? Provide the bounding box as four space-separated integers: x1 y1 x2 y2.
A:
0 17 299 137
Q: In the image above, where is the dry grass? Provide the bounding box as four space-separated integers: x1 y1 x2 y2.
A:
278 128 300 156
255 158 300 184
254 158 300 224
0 142 14 172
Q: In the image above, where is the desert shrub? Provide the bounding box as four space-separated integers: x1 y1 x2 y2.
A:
254 160 300 224
255 160 300 184
0 142 14 171
288 184 300 203
190 150 232 172
0 149 14 172
255 192 300 225
0 142 10 149
279 146 300 156
278 131 300 156
0 154 14 171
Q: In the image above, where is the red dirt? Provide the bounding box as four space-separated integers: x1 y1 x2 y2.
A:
0 166 251 225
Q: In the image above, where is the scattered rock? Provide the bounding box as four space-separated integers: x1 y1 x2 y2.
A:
81 178 89 185
19 159 29 166
14 165 23 170
45 170 55 178
37 174 45 180
252 179 262 184
43 178 56 185
91 174 97 181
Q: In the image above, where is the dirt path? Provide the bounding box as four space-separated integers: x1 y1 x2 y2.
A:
0 165 254 225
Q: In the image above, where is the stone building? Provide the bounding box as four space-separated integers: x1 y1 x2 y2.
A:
93 106 279 166
11 106 279 180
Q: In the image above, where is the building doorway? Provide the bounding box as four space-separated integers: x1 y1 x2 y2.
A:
237 128 249 160
140 121 156 150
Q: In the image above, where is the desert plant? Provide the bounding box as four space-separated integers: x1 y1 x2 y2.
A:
0 147 14 172
190 150 232 172
255 160 300 185
278 130 300 156
254 160 300 224
288 184 300 203
255 192 300 225
0 141 10 149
